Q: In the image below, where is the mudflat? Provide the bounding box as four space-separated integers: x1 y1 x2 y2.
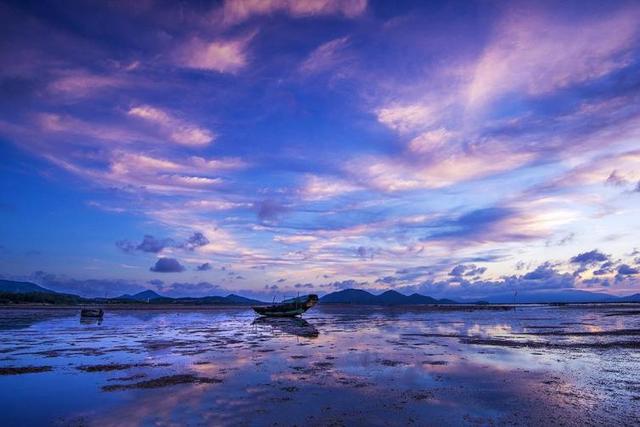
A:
0 304 638 426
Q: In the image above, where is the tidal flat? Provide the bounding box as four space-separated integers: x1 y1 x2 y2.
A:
0 305 638 426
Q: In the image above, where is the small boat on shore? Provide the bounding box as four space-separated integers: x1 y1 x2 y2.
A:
253 294 318 317
80 308 104 318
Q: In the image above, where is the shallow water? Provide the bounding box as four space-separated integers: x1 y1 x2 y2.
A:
0 305 639 426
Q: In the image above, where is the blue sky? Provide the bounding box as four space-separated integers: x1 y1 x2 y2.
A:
1 0 640 299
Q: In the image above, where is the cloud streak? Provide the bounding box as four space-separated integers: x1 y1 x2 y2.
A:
128 105 215 146
178 34 253 74
467 6 640 108
222 0 367 25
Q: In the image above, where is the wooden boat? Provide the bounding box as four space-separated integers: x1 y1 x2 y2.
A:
253 294 318 317
80 308 104 318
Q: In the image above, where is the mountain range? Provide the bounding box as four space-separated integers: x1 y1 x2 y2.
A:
0 280 262 305
1 279 639 305
319 288 640 304
114 289 262 305
0 280 56 294
115 290 164 301
320 289 457 305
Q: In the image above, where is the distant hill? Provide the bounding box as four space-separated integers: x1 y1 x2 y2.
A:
112 290 262 305
113 290 263 305
0 291 83 305
224 294 263 305
617 293 640 303
320 289 453 305
0 280 81 304
0 280 55 294
320 287 640 305
0 280 263 306
2 279 639 306
116 289 164 302
321 289 379 304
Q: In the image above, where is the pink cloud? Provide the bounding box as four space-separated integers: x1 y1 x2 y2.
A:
349 140 533 192
407 128 454 154
376 103 438 134
543 149 640 192
107 152 246 185
39 149 248 197
185 200 251 211
128 105 215 146
299 36 351 74
274 235 318 244
48 69 127 99
299 174 361 200
222 0 367 25
467 6 640 108
178 35 252 74
189 156 248 171
37 113 151 145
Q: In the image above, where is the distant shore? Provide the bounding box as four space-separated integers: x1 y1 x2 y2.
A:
0 302 638 311
0 304 256 311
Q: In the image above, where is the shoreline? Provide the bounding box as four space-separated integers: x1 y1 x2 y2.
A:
0 302 638 311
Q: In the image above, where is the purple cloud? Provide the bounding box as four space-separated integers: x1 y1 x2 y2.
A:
156 281 221 297
570 250 609 265
150 258 186 273
181 232 210 251
196 262 212 271
617 264 639 276
255 200 287 222
117 235 175 254
118 233 209 254
221 0 367 25
449 264 487 277
294 283 314 289
398 263 576 300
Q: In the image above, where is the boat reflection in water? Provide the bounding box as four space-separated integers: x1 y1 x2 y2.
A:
79 316 103 325
252 316 319 338
79 308 104 325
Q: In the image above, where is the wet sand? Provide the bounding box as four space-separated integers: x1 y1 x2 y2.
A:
0 304 638 426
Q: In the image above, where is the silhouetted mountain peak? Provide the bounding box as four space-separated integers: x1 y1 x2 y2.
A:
225 294 262 304
134 290 162 299
0 280 55 294
116 289 164 301
320 288 450 305
320 289 379 304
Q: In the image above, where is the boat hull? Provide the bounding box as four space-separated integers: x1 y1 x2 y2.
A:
80 308 104 318
253 306 308 317
253 294 318 317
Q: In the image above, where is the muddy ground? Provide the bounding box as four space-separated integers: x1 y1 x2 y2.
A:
0 304 638 426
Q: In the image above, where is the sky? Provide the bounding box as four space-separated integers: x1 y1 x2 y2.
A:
1 0 640 300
